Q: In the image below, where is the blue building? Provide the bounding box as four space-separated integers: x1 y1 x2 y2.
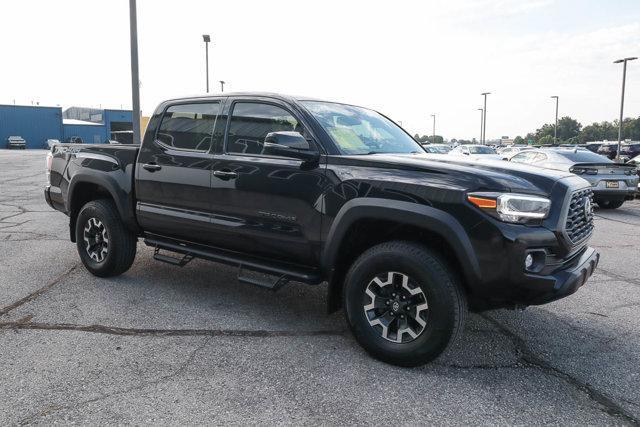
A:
62 119 106 144
0 104 63 149
0 104 133 149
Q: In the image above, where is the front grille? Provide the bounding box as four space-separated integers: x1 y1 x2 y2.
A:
564 188 594 244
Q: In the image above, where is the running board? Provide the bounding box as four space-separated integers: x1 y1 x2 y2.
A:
153 247 194 267
237 267 289 291
144 235 322 285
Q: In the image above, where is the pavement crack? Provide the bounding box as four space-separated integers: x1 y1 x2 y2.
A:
594 214 640 226
434 362 524 370
597 268 640 288
18 336 213 425
0 321 346 338
480 313 639 425
0 265 78 317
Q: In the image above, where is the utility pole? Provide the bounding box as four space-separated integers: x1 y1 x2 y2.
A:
203 35 211 93
551 96 559 144
219 80 225 92
614 56 637 161
431 114 436 143
129 0 141 145
481 92 490 144
477 108 483 143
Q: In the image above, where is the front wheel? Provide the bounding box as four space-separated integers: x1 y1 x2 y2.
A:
343 241 467 367
75 199 137 277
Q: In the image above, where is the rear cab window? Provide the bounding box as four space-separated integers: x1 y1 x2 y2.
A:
156 102 221 152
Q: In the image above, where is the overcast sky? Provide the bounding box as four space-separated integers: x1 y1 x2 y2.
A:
2 0 639 140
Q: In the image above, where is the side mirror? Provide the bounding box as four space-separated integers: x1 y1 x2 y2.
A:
263 131 319 162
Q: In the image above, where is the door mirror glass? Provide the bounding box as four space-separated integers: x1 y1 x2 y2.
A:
263 131 319 162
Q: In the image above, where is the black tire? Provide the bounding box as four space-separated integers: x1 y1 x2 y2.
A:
597 199 624 209
75 199 137 277
343 241 467 367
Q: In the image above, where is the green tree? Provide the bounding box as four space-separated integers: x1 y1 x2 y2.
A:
538 135 554 145
535 116 581 143
556 116 581 141
513 136 524 145
524 133 536 145
427 135 444 144
535 123 555 140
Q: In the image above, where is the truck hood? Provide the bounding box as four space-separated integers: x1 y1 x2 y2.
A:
337 152 580 195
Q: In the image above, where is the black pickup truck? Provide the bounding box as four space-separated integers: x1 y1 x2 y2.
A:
45 93 599 366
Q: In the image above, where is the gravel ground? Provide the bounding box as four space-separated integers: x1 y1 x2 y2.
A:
1 149 639 425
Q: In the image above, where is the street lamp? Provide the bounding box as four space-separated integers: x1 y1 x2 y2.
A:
430 114 436 143
481 92 490 144
614 56 637 161
219 80 225 92
202 34 211 93
550 96 559 144
477 108 483 143
128 0 141 145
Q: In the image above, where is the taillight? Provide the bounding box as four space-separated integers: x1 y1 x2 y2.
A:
45 152 53 184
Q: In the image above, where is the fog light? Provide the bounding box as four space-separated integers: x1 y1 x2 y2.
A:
525 254 534 270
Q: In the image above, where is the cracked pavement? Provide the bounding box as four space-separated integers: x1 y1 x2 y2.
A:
1 149 639 425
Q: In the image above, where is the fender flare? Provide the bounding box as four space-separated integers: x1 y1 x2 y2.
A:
67 171 137 231
321 198 482 310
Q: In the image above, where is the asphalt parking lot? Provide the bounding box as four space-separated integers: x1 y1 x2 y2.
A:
1 149 639 425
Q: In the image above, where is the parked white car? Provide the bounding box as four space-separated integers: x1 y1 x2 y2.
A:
448 144 503 160
45 139 60 149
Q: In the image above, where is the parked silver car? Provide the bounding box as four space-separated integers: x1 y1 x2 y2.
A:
510 148 638 209
6 135 26 149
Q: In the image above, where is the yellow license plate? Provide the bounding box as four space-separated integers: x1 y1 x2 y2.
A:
606 181 619 188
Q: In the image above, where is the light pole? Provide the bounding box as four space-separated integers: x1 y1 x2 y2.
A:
219 80 225 92
477 108 483 143
203 34 211 93
614 56 637 161
551 96 559 144
128 0 141 145
431 114 436 143
481 92 490 144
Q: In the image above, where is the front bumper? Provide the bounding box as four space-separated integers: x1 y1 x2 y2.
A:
521 246 599 305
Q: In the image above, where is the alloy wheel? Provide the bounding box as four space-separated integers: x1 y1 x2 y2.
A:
363 271 429 343
83 217 109 262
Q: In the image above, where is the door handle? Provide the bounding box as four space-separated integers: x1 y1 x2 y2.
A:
213 170 238 180
142 163 162 172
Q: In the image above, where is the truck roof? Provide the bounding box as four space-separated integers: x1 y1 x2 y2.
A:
161 92 327 104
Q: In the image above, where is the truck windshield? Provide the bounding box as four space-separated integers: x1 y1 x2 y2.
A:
301 101 421 155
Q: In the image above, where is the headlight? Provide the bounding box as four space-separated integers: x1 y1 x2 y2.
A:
467 192 551 224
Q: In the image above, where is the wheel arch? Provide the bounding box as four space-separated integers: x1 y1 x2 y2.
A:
67 173 138 242
322 198 481 313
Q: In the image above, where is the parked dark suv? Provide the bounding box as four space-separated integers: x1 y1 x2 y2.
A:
45 93 599 366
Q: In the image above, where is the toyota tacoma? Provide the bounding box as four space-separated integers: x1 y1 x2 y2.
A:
45 93 600 366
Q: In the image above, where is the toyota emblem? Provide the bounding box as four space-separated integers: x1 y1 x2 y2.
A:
583 197 592 220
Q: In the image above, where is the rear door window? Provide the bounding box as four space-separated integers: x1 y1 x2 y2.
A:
156 103 220 151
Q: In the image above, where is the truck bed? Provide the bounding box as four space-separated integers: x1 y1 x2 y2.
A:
46 143 141 229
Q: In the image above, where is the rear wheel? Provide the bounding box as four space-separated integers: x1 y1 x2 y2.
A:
343 241 467 367
597 199 624 209
75 199 137 277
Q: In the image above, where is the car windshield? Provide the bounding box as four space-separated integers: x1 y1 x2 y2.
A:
468 146 496 154
555 150 611 163
426 145 450 153
301 101 421 155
